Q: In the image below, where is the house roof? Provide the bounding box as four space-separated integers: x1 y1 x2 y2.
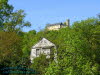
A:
46 22 66 27
32 38 55 48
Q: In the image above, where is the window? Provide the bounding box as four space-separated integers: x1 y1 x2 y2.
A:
36 49 40 57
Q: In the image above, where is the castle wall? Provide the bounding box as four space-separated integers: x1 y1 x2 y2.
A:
47 25 60 30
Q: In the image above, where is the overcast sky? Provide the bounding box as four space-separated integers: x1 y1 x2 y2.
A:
9 0 100 32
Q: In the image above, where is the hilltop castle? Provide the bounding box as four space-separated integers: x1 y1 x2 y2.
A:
46 19 70 30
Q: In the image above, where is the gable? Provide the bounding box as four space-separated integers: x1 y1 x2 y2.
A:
32 38 55 48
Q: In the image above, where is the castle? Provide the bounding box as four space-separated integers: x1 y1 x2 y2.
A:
46 19 70 30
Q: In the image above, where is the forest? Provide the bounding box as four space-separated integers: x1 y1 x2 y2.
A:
0 0 100 75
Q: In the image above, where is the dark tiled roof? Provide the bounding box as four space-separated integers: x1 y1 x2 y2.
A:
46 22 66 27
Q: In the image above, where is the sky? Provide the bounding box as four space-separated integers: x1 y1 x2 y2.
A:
9 0 100 32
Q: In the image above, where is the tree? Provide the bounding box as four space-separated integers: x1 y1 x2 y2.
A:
0 0 13 30
44 18 100 75
0 32 23 69
0 0 31 32
0 0 31 74
97 13 100 19
22 30 36 57
31 54 50 75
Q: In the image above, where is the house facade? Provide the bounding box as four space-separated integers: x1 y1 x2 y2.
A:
30 38 57 63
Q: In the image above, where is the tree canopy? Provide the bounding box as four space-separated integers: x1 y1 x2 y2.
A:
0 0 100 75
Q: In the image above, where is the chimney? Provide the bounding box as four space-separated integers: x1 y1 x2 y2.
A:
66 19 70 27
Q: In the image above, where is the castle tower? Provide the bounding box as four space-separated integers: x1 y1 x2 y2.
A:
66 19 70 27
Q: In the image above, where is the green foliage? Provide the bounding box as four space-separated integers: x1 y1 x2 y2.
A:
44 18 100 75
28 18 100 75
0 0 31 74
0 0 31 32
22 30 36 57
0 32 23 68
31 54 50 75
0 1 100 74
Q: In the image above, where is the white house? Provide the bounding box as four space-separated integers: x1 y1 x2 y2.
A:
30 38 57 63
